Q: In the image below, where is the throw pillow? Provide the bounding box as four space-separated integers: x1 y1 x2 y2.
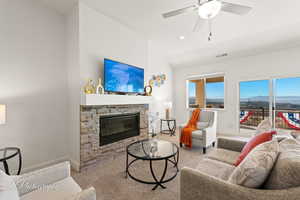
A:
264 138 300 189
234 131 276 166
228 140 279 188
273 131 293 142
255 119 272 135
291 131 300 141
0 169 19 200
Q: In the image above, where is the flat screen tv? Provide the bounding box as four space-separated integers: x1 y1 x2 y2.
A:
104 58 144 94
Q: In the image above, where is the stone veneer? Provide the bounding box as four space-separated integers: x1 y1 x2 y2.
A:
80 104 149 168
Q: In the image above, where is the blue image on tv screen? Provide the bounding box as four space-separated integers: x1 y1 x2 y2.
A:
104 59 144 93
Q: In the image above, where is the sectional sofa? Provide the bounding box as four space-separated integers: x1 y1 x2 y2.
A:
180 137 300 200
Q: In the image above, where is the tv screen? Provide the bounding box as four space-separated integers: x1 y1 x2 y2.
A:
104 59 144 93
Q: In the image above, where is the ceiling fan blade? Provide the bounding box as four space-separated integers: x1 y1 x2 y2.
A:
162 5 198 18
221 2 252 15
193 17 206 32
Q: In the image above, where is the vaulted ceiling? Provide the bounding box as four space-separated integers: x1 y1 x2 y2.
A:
40 0 300 67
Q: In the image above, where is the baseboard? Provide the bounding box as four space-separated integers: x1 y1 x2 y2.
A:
21 156 69 173
70 158 80 172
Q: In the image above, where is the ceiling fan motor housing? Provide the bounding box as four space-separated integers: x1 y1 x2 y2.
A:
198 0 222 19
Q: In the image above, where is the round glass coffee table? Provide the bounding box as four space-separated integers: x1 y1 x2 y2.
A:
125 139 179 190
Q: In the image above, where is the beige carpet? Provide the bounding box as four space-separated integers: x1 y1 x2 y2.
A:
72 133 210 200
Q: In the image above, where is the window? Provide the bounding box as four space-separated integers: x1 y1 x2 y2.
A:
205 77 225 109
188 82 197 107
188 76 224 109
239 77 300 134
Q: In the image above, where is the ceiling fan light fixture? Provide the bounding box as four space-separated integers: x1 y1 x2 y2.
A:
198 0 222 19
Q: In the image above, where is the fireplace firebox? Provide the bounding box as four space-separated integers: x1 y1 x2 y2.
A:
99 113 140 146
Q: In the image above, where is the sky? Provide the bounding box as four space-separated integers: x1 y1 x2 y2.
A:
206 82 224 99
276 77 300 97
189 82 196 97
240 77 300 98
189 82 224 99
189 77 300 99
240 80 269 98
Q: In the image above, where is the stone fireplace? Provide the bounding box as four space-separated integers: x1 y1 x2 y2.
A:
80 104 148 168
99 113 140 146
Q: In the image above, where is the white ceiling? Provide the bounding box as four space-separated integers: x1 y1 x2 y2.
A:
40 0 300 67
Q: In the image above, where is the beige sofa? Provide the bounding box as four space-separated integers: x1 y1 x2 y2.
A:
180 137 300 200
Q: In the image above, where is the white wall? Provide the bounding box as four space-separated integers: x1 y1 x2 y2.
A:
173 46 300 135
78 3 173 135
0 0 69 172
147 41 173 132
0 0 173 172
79 3 149 103
66 4 81 170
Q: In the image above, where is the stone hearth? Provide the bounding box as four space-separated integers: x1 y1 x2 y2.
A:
80 104 148 168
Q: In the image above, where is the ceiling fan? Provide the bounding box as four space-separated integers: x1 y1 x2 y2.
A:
162 0 252 41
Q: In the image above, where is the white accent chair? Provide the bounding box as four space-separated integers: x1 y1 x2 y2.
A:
12 161 96 200
179 110 217 154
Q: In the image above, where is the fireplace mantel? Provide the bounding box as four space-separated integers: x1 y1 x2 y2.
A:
82 94 153 106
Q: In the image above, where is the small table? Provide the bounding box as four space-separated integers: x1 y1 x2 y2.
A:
0 147 22 175
160 118 176 136
126 139 179 190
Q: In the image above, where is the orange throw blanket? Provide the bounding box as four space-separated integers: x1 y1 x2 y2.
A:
180 109 201 148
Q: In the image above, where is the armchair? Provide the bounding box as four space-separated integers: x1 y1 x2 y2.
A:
12 161 96 200
179 110 217 153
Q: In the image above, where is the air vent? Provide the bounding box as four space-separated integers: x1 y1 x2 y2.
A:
216 53 228 58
